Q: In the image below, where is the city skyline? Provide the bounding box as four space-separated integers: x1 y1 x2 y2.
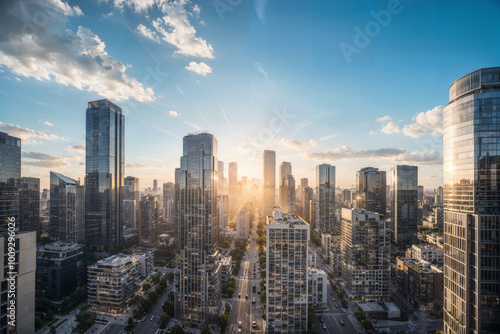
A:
2 0 500 191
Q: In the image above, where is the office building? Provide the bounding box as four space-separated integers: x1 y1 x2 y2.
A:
218 160 227 195
285 174 296 214
0 132 21 231
85 99 124 254
221 256 233 282
303 186 313 222
124 176 139 229
163 182 175 224
308 268 327 305
218 194 229 230
418 185 424 202
356 167 386 217
279 162 292 210
139 195 159 247
175 133 221 327
88 252 153 313
341 208 390 301
263 150 276 216
41 188 49 211
236 208 249 240
443 67 500 334
19 177 40 233
266 208 310 334
153 179 158 193
228 161 238 213
341 189 351 206
49 172 85 243
406 244 444 265
391 165 418 243
316 164 336 232
36 242 85 300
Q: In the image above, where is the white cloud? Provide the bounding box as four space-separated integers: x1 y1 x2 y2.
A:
168 110 179 117
0 121 67 144
369 131 377 135
22 151 71 168
0 0 155 102
192 4 201 16
381 122 400 134
395 151 442 165
48 0 83 16
113 0 156 12
68 144 85 152
185 61 212 76
414 105 444 136
255 61 268 78
402 124 428 138
254 0 267 24
136 24 160 43
44 121 54 127
279 138 317 151
319 132 350 141
376 115 393 122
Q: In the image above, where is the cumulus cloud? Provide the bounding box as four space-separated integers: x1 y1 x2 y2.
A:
406 105 444 137
381 122 400 134
395 151 442 165
168 110 179 117
0 0 155 102
22 151 71 168
402 123 428 138
68 144 85 152
279 138 317 151
136 24 160 43
185 61 212 76
376 115 393 122
0 121 67 144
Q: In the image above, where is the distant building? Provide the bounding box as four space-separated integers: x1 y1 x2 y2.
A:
316 164 336 232
163 182 175 224
218 195 229 230
123 200 136 232
124 176 140 229
355 301 400 319
308 268 327 305
221 256 233 282
228 162 238 213
36 242 85 300
417 185 424 202
406 244 443 265
391 165 418 244
236 208 250 240
341 208 390 301
426 233 443 248
88 252 153 313
263 150 276 216
139 195 159 247
19 177 40 233
0 132 21 231
303 186 313 221
396 258 443 311
341 189 351 206
356 167 386 217
266 208 309 334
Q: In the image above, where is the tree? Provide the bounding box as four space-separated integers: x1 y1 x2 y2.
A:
166 272 174 282
158 313 170 329
143 283 151 292
148 291 159 304
168 324 186 334
216 314 229 334
76 310 96 332
35 316 43 329
128 317 134 326
46 309 54 321
201 327 212 334
50 326 56 334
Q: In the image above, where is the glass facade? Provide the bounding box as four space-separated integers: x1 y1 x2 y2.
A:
228 161 238 213
50 172 85 243
316 164 336 232
443 67 500 334
19 177 40 234
263 150 276 216
175 133 221 326
0 132 21 232
391 165 418 243
85 99 124 254
139 195 159 247
279 161 292 210
356 167 387 217
124 176 139 229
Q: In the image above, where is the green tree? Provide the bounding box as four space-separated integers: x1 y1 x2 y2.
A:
128 317 134 326
46 309 54 321
166 272 174 282
216 314 229 334
168 324 186 334
75 310 96 332
143 283 151 292
158 313 170 329
201 327 212 334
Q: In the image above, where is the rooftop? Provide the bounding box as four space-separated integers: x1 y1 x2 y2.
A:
38 241 82 252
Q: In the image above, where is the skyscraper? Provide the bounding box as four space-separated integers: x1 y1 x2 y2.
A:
153 179 158 193
443 67 500 334
279 161 292 210
163 182 175 224
175 133 221 327
124 176 139 229
391 165 418 243
316 164 336 232
85 99 124 254
49 172 85 243
139 195 159 247
228 161 238 213
285 174 296 213
19 177 40 233
0 132 20 231
266 208 309 334
303 186 313 222
341 208 390 301
263 150 276 216
217 160 226 195
356 167 386 217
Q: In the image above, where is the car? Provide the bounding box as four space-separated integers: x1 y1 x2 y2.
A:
332 298 335 301
339 320 345 326
237 329 241 334
141 317 145 322
150 316 154 321
319 315 323 323
322 323 327 330
246 294 248 299
252 298 256 303
335 303 339 308
238 293 241 298
252 321 257 328
329 291 333 295
238 321 242 328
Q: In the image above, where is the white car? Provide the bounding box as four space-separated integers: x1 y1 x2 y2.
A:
238 321 242 328
252 321 257 328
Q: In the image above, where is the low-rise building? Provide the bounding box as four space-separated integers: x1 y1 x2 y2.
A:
426 233 443 249
308 268 327 305
395 258 443 311
88 252 153 313
221 256 232 282
406 244 443 265
355 301 400 319
36 241 85 300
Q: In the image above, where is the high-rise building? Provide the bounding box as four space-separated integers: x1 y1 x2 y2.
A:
124 176 139 229
356 167 386 217
316 164 336 232
85 99 124 254
341 189 351 206
263 150 276 216
41 188 49 211
0 132 21 231
175 133 221 326
285 174 296 213
218 160 227 195
443 67 500 334
163 182 175 224
50 172 85 243
236 208 249 240
266 208 309 334
139 195 159 247
153 179 158 193
228 161 238 213
303 186 313 221
19 177 40 233
341 208 390 301
218 194 229 230
391 165 418 243
279 161 292 210
417 185 424 202
298 178 308 203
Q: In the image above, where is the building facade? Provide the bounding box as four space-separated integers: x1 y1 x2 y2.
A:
356 167 386 217
124 176 139 229
391 165 418 244
316 164 336 232
19 177 40 233
0 132 21 232
263 150 276 216
175 133 221 327
443 67 500 334
139 195 159 247
85 99 124 254
236 208 249 240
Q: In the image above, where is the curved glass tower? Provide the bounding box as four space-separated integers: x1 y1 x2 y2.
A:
443 67 500 334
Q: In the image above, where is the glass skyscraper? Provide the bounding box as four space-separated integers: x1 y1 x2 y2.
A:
50 172 85 243
356 167 387 217
316 164 336 232
0 132 21 231
391 165 418 244
19 176 40 233
175 132 221 327
228 161 238 213
443 67 500 334
263 150 276 216
85 99 124 254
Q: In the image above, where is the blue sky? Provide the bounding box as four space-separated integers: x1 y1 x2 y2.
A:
1 0 499 190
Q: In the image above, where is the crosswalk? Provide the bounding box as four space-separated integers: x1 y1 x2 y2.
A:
406 320 424 332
